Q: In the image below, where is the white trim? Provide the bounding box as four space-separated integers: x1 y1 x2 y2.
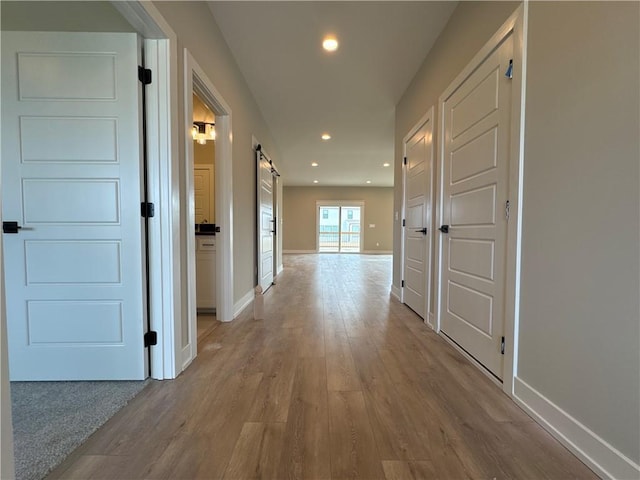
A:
390 285 401 301
400 106 435 320
514 377 640 480
362 250 393 255
184 53 235 364
283 250 316 254
233 289 255 317
434 4 526 396
114 1 180 380
277 264 284 275
427 312 435 330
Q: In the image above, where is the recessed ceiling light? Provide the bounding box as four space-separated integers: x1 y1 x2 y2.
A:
311 162 318 167
366 180 372 184
383 162 390 167
313 180 319 184
322 36 338 52
321 133 331 140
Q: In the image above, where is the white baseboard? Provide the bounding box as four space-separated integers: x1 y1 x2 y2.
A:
283 250 316 254
514 377 640 480
277 264 284 275
427 312 435 330
390 285 401 301
362 250 393 254
233 289 254 317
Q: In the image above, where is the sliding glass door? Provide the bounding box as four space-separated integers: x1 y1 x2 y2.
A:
318 204 362 252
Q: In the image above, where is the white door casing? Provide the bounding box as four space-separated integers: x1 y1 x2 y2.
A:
1 32 146 380
439 33 514 380
402 108 434 320
257 147 274 292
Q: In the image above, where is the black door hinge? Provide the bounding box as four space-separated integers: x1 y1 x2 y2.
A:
138 66 152 85
501 336 505 355
144 331 158 347
402 219 406 227
141 202 155 218
401 280 405 288
403 156 407 165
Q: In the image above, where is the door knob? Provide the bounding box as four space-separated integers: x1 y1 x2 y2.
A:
439 225 449 233
3 221 22 234
415 228 427 234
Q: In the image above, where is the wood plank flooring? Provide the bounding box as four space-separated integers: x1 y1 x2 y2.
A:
47 254 597 479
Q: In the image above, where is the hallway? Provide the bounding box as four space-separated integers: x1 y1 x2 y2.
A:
48 254 595 479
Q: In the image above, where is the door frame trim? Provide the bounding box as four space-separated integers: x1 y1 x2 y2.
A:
434 4 527 396
113 1 180 380
400 106 435 326
184 49 234 371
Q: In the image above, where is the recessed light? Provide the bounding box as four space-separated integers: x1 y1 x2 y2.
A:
322 36 338 52
383 162 390 167
313 180 319 184
366 180 372 184
311 162 318 167
321 133 331 140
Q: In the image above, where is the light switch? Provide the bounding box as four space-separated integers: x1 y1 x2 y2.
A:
369 224 375 228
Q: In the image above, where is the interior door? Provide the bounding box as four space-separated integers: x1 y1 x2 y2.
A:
194 165 214 224
257 149 274 292
1 32 146 380
402 116 433 319
440 34 513 379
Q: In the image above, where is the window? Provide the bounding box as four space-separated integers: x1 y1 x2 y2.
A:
317 204 362 252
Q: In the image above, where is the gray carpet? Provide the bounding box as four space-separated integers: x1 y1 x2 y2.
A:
11 380 149 480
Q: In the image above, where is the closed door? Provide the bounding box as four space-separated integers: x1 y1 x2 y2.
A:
440 34 513 379
194 165 214 224
257 150 274 292
1 32 146 380
403 114 433 319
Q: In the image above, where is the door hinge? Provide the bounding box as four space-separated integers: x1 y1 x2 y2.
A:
505 59 513 79
401 280 405 288
402 219 406 227
138 66 152 85
505 200 510 220
501 336 505 355
403 156 407 165
141 202 155 218
144 331 158 347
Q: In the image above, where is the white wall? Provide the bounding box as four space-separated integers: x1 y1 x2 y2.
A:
517 0 639 467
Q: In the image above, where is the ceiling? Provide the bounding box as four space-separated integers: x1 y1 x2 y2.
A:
208 1 457 187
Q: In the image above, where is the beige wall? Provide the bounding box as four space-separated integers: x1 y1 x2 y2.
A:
283 187 393 252
0 1 136 32
518 1 639 464
394 0 639 468
152 2 280 311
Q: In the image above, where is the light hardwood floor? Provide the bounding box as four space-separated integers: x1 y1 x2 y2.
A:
48 254 597 479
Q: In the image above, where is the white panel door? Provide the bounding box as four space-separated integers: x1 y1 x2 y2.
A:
194 165 214 224
257 150 274 292
440 34 513 379
1 32 146 380
403 117 433 319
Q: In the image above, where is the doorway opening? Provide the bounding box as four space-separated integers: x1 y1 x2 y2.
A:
317 203 364 253
183 49 234 371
